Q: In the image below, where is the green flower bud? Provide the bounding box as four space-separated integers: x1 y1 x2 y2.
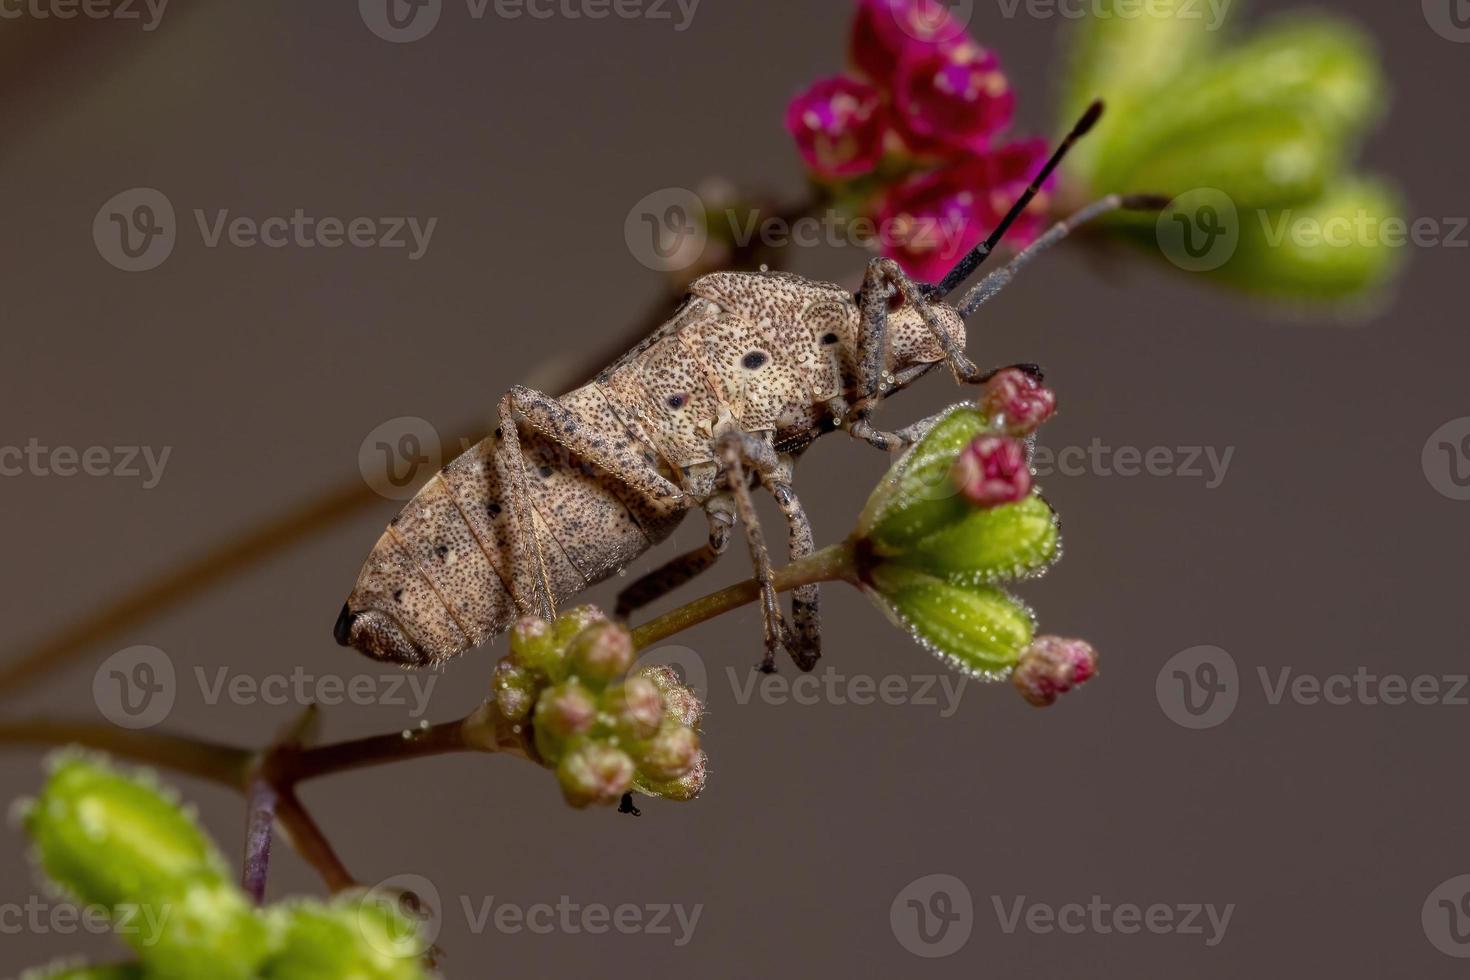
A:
601 677 664 742
1087 16 1384 205
533 680 598 764
1061 0 1224 182
24 755 269 980
858 404 991 550
634 750 708 802
551 606 608 650
508 616 559 676
634 666 703 728
556 743 635 808
633 724 700 782
865 566 1035 679
1210 177 1406 301
565 622 634 687
261 896 429 980
491 660 539 723
891 494 1060 586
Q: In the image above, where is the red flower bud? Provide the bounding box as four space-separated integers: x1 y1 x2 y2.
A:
980 368 1057 436
785 76 891 180
1012 636 1099 707
893 40 1014 158
850 0 970 90
951 435 1031 508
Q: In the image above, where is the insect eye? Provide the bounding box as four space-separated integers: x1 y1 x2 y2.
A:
741 351 768 370
821 332 840 346
666 393 688 410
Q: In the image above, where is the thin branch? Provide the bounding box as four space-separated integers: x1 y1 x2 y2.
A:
0 720 252 788
241 778 277 904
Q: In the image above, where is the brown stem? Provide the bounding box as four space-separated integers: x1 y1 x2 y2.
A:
0 720 252 788
273 787 359 893
631 541 857 649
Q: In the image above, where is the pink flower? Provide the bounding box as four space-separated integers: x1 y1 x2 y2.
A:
876 161 990 283
1012 636 1099 707
980 367 1057 436
785 76 892 180
850 0 970 91
893 40 1014 158
951 434 1032 508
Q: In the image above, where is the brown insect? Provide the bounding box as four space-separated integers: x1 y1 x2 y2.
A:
334 101 1158 672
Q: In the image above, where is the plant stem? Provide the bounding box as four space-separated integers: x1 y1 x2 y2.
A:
241 778 277 904
0 720 252 788
631 541 857 649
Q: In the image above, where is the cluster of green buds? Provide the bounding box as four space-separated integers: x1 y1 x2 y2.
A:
492 608 706 808
853 368 1097 706
1061 0 1399 301
20 755 431 980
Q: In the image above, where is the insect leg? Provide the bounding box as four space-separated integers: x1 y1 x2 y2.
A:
497 386 686 620
715 429 799 673
766 456 820 672
848 258 910 454
614 506 733 620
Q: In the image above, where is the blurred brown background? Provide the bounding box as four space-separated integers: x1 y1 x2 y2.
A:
2 0 1468 976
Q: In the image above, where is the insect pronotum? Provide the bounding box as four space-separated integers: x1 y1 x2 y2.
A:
334 100 1163 672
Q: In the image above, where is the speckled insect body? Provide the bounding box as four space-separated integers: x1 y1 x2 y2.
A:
335 102 1148 671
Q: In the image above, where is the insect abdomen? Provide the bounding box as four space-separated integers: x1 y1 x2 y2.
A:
339 387 686 666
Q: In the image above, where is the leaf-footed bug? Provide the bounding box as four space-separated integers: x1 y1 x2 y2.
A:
334 100 1164 673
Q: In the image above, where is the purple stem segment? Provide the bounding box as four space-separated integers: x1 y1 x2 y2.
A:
241 777 278 905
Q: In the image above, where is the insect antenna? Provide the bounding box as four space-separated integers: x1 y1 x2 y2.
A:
956 192 1170 318
932 99 1106 301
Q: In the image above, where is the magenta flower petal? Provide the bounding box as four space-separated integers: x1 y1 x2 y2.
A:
952 434 1032 508
969 138 1055 249
850 0 971 91
894 40 1014 158
877 161 989 283
785 76 891 180
980 368 1057 436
